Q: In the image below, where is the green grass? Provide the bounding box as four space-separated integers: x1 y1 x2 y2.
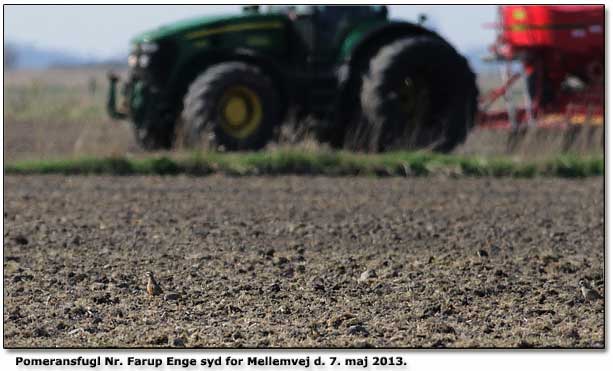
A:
4 150 603 178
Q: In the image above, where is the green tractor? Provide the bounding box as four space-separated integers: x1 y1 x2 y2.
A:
108 5 477 152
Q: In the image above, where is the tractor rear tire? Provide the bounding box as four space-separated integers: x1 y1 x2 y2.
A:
180 62 281 151
360 36 477 152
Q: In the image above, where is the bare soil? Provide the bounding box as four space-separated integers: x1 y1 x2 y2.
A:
3 175 604 348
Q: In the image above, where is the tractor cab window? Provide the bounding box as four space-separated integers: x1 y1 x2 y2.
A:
315 6 387 38
265 5 315 17
316 5 387 20
282 6 388 58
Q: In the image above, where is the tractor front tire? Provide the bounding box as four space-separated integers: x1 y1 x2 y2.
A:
180 62 281 151
134 125 173 150
361 36 477 152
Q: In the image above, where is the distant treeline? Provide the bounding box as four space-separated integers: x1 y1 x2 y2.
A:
4 41 125 70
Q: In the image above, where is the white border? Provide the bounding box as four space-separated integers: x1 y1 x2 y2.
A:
1 1 609 370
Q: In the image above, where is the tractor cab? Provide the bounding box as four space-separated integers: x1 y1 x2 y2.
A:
267 5 388 60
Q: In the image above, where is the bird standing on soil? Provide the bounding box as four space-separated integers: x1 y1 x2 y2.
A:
579 279 602 301
146 271 163 296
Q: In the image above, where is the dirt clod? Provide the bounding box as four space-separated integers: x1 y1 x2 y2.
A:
171 337 186 347
32 328 49 338
347 325 369 337
164 293 180 301
12 235 29 245
358 269 377 283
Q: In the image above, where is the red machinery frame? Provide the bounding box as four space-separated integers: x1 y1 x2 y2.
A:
478 5 604 130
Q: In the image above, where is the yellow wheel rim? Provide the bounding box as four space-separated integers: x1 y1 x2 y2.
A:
219 85 262 139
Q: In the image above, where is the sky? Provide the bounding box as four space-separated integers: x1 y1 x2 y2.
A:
4 5 497 58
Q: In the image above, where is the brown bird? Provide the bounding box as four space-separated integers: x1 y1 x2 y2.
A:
145 271 163 296
579 279 602 301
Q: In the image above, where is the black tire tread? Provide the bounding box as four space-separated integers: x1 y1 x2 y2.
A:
180 62 280 150
360 36 478 152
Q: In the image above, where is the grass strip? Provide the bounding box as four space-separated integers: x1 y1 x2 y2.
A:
4 151 603 178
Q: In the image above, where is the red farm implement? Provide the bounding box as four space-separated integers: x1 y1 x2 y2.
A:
478 5 604 131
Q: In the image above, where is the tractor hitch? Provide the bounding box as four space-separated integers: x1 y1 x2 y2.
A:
107 72 128 120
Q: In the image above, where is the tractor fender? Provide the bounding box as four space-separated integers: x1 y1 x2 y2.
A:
341 21 444 85
334 21 447 130
169 48 289 117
